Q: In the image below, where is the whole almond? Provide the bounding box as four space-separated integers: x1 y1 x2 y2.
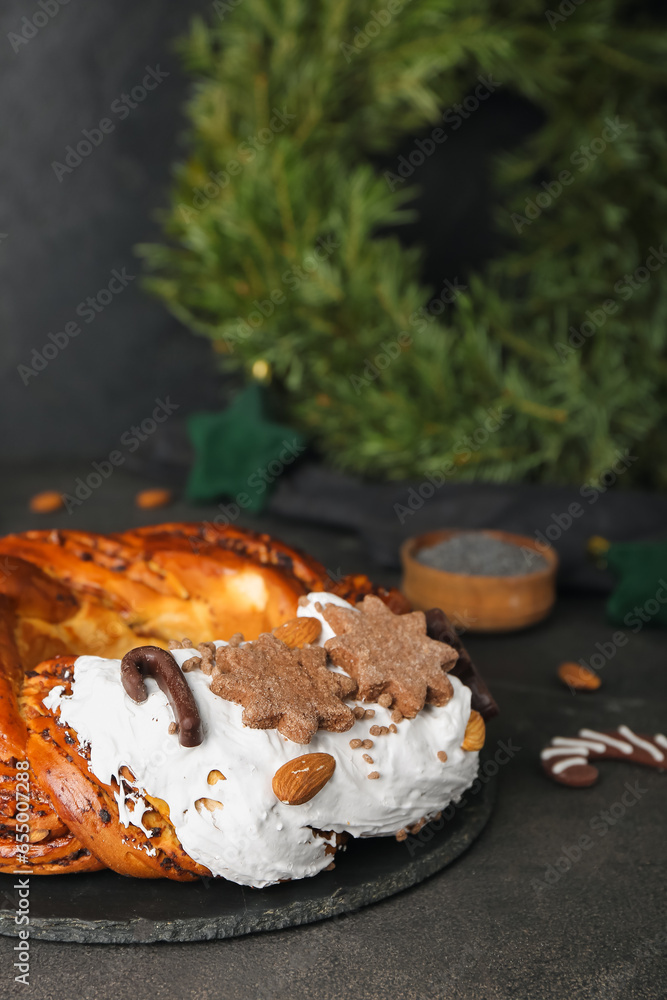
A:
272 753 335 805
29 490 64 514
135 488 173 510
557 661 601 691
272 616 321 649
461 710 485 751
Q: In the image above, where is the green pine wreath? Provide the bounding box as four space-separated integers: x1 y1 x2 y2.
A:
139 0 667 488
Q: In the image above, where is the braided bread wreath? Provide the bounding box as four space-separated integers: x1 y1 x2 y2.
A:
0 522 496 886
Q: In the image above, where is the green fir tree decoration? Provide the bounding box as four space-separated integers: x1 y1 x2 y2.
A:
138 0 667 488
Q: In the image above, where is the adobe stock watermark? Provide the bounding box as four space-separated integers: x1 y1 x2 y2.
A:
394 407 511 524
17 266 135 385
531 778 648 894
188 438 306 551
348 275 468 394
220 235 339 351
212 0 242 19
178 107 296 224
404 737 521 856
8 0 71 54
520 449 638 561
61 397 179 512
51 66 169 182
349 332 412 394
384 74 502 192
13 758 32 986
511 117 629 233
555 245 667 362
577 579 667 675
545 0 586 30
340 0 410 63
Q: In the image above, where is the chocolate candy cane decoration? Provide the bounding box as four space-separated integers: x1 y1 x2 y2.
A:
121 646 203 748
541 726 666 787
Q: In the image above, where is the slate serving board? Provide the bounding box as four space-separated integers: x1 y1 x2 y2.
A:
0 775 495 944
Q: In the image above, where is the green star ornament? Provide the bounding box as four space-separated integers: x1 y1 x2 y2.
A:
186 383 305 511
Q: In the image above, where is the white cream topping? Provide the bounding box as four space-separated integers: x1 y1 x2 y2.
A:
43 593 478 887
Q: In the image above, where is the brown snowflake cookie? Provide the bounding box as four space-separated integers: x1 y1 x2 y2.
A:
323 595 457 717
211 632 357 744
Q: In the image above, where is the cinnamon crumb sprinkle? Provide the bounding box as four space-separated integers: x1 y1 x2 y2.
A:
391 709 404 724
367 771 380 780
369 725 381 736
437 750 448 763
197 641 216 675
362 739 374 749
364 709 375 719
389 724 397 734
379 726 390 735
227 632 244 647
168 722 179 735
167 639 182 650
182 656 200 673
353 706 365 720
362 753 374 764
378 693 393 708
396 829 408 842
349 738 363 749
181 637 194 648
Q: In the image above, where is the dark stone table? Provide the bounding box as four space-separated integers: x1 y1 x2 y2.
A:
1 466 665 999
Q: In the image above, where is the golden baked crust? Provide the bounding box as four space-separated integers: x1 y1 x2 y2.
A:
0 522 405 877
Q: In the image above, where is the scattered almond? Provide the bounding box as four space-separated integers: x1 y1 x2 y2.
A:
195 797 223 814
461 710 485 751
557 661 601 691
272 616 322 649
135 488 172 510
29 490 64 514
272 753 335 805
207 769 226 785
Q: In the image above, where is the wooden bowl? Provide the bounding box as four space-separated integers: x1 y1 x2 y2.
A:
400 529 558 633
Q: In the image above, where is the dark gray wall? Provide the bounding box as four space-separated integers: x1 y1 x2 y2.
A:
0 0 222 462
0 2 540 465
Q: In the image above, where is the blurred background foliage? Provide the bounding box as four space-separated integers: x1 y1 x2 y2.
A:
139 0 667 488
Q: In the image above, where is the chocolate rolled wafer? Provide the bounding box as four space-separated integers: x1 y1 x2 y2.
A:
121 645 203 748
424 608 499 721
541 725 667 787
